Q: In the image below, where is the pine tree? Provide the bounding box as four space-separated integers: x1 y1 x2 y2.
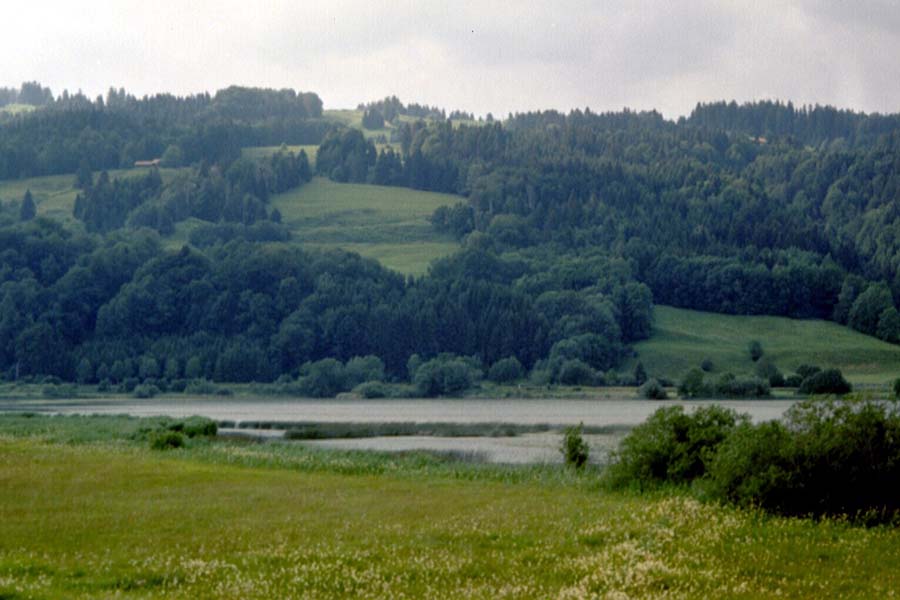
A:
19 190 36 221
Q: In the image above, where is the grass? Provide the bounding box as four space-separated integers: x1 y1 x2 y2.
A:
1 414 899 598
632 305 900 386
0 167 186 225
270 176 462 275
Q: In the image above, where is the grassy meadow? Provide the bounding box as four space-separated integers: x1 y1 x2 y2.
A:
1 414 899 599
632 305 900 386
270 176 461 275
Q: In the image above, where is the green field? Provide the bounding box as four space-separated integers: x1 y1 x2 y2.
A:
1 415 898 599
270 177 461 275
632 305 900 386
0 167 186 225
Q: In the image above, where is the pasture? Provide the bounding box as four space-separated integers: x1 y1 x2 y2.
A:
270 176 461 275
0 414 898 599
632 305 900 386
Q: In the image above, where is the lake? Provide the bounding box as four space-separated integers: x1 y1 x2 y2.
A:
2 396 799 464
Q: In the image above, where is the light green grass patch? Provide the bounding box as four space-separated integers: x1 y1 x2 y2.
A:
632 305 900 386
271 177 461 275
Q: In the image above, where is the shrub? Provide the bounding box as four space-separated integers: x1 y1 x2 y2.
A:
413 356 476 397
606 405 747 488
344 355 385 388
150 431 185 450
97 378 112 392
169 379 188 393
633 362 647 386
354 380 388 398
894 377 900 399
700 358 714 372
755 358 784 387
638 378 668 399
707 398 900 521
132 384 159 399
488 357 525 383
678 368 706 398
299 358 348 398
557 359 597 386
560 424 589 469
796 364 821 380
185 379 218 395
798 368 851 395
121 377 139 393
784 374 803 387
748 340 764 362
714 373 771 398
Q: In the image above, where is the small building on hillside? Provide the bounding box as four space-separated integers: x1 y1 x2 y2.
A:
134 159 161 168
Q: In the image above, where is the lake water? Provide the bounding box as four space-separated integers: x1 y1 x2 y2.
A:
3 397 799 464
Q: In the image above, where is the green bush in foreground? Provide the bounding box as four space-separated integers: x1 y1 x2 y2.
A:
150 431 185 450
606 405 747 488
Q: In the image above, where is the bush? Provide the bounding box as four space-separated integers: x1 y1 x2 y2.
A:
185 379 218 395
97 378 112 392
150 431 185 450
748 340 764 362
413 356 477 397
606 405 747 488
714 374 770 398
755 358 784 387
796 364 821 380
784 374 803 387
560 424 589 469
637 378 668 399
700 358 714 372
121 377 139 393
132 384 159 399
557 359 597 386
894 377 900 399
353 380 388 398
633 362 647 386
707 398 900 521
798 368 851 395
678 368 706 398
488 357 525 383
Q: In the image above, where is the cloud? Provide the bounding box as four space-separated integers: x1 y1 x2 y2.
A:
2 0 899 118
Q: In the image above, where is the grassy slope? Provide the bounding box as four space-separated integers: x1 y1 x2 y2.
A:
270 176 461 275
1 418 899 598
0 167 186 225
632 305 900 385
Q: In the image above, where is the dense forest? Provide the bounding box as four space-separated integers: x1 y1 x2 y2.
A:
2 84 900 390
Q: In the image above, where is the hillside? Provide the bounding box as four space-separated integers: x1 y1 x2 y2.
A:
632 306 900 385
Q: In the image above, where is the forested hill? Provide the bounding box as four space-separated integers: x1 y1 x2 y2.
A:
2 87 900 389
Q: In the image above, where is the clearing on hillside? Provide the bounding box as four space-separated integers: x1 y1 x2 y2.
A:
631 305 900 386
269 176 461 275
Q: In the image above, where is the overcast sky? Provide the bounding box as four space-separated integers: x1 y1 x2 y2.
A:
3 0 899 118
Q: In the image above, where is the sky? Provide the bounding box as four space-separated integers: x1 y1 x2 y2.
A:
3 0 900 118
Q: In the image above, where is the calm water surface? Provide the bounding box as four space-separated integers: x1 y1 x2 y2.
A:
4 397 799 464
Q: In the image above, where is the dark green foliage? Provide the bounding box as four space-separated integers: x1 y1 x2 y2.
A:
557 359 597 386
412 356 478 397
714 373 771 398
638 378 667 399
488 357 525 383
848 283 894 337
19 190 36 221
300 358 347 398
607 405 747 488
784 374 803 387
755 358 784 387
798 368 852 395
706 399 900 521
700 358 714 372
361 109 385 130
132 384 159 398
316 128 376 183
678 368 707 398
894 377 900 399
748 340 763 362
353 380 388 399
633 362 647 386
560 424 589 469
796 364 821 380
150 430 185 450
